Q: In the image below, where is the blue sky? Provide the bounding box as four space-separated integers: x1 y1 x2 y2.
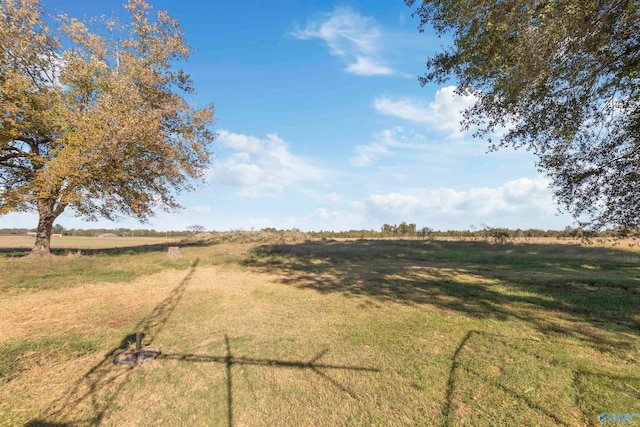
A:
2 0 575 232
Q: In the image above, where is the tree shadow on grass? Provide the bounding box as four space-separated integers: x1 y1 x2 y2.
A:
442 331 574 426
244 240 640 355
24 259 200 426
157 335 378 427
439 330 640 426
24 256 378 427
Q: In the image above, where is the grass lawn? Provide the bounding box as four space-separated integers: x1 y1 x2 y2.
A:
0 239 638 426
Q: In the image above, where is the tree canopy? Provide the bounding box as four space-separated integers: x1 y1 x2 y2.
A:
406 0 640 232
0 0 215 256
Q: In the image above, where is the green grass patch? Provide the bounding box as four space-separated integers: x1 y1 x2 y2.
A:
443 331 639 426
0 252 193 291
0 241 248 292
0 335 98 382
247 240 640 351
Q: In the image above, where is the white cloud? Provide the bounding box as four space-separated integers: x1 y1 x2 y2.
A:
321 192 342 203
352 141 392 167
311 208 332 222
212 130 329 197
374 86 477 138
363 178 558 228
345 57 395 76
217 132 264 154
351 127 429 167
367 192 424 216
291 7 396 77
300 207 368 231
374 98 429 123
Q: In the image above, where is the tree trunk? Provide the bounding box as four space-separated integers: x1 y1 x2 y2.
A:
29 199 58 258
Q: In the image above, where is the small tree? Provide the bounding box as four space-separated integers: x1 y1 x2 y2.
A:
186 224 207 234
418 226 434 241
0 0 215 257
480 224 512 244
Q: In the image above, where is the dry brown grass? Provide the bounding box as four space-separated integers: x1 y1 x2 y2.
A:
1 261 431 425
1 239 638 426
0 268 186 342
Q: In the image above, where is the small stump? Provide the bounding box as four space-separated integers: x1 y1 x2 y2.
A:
167 246 181 260
113 347 161 366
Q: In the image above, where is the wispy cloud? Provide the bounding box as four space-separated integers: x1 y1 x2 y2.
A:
346 57 394 76
297 207 368 231
184 205 211 215
211 130 329 197
374 86 477 138
291 7 396 76
321 192 342 203
351 127 429 167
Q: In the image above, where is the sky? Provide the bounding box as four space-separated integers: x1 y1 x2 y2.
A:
1 0 576 232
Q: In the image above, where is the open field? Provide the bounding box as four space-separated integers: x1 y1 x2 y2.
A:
1 239 639 426
0 235 180 251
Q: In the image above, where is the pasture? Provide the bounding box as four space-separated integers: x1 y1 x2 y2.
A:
0 235 179 251
0 237 638 426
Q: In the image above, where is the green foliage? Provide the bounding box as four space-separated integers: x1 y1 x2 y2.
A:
480 224 513 244
2 224 635 241
406 0 640 232
380 222 417 237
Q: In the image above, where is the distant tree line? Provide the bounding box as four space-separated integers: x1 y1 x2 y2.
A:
1 224 632 240
308 224 632 240
0 226 190 238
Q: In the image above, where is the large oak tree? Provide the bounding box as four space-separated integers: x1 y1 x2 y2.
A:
0 0 215 256
406 0 640 232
